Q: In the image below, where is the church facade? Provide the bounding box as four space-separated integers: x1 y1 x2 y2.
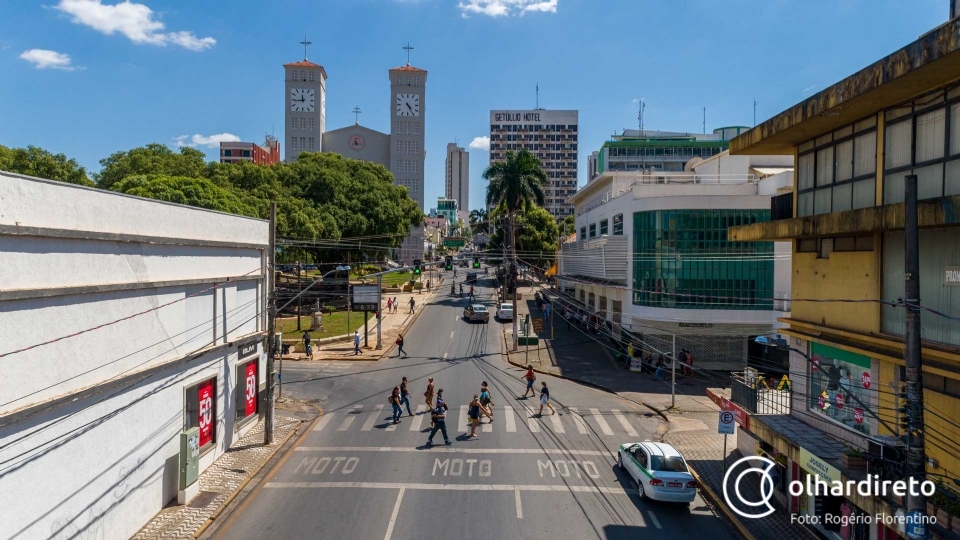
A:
283 48 426 263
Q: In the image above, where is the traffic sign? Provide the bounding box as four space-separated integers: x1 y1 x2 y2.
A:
861 371 871 389
718 411 736 434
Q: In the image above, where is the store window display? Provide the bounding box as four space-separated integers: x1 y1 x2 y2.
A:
809 343 873 435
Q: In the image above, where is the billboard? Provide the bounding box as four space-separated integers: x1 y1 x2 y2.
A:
352 285 380 312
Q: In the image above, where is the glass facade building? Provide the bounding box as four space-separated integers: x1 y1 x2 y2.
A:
632 209 774 310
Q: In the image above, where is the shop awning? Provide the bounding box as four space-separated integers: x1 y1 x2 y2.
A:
545 263 558 277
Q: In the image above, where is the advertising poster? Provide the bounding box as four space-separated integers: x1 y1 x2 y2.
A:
198 379 214 447
244 361 258 417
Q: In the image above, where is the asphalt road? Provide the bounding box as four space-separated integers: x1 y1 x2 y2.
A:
209 269 739 540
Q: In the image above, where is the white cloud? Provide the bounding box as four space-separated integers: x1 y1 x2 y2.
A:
457 0 557 17
19 49 81 70
55 0 216 51
469 136 490 151
173 133 240 148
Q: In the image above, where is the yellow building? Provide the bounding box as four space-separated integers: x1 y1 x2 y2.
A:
729 15 960 539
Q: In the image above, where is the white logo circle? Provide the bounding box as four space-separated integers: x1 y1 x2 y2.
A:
723 455 777 519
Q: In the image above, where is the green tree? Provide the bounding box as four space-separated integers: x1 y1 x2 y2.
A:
561 214 576 236
0 144 93 186
96 143 207 190
470 208 489 234
483 148 547 350
111 175 259 217
489 205 558 267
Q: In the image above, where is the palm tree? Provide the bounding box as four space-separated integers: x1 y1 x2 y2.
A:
483 149 547 351
470 208 489 234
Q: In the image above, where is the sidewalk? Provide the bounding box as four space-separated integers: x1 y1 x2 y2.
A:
501 281 807 540
130 407 309 540
282 286 441 362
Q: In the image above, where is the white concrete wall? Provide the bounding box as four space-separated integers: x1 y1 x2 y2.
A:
0 173 269 540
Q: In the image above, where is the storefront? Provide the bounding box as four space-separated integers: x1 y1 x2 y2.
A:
795 446 872 540
809 343 874 436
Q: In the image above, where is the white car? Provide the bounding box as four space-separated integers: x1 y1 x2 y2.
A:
496 303 514 321
617 441 697 503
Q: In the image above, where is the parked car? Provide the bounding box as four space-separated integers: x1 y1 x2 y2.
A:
459 260 469 268
617 441 697 503
462 304 490 323
496 303 514 321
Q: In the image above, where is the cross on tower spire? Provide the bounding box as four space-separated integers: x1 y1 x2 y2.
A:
403 42 414 65
300 36 312 61
353 106 362 125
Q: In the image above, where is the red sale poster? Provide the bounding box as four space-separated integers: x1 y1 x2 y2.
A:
244 362 258 417
198 379 214 447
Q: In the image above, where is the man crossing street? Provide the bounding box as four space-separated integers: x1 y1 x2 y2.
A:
353 330 361 355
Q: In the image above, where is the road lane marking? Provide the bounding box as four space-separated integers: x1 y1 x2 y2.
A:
265 481 628 495
515 489 523 519
568 408 589 434
383 487 405 540
361 405 384 431
523 407 541 432
458 405 469 432
443 352 448 359
504 406 517 432
313 413 335 432
647 510 661 529
482 417 492 433
385 418 399 431
450 331 454 339
589 408 614 436
294 447 614 458
410 405 426 431
337 406 362 431
548 413 564 433
611 410 638 437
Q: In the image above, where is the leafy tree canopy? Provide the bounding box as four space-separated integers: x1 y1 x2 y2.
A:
112 175 259 217
0 144 93 186
96 143 207 190
489 203 558 267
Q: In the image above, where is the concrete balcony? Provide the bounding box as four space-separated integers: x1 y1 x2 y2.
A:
558 235 628 282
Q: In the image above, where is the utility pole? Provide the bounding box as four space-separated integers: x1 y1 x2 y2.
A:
753 100 757 127
510 216 519 351
296 261 302 330
264 202 277 445
671 334 677 409
376 274 383 349
903 174 928 534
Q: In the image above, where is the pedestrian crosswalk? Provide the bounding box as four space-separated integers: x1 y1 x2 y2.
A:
312 405 654 438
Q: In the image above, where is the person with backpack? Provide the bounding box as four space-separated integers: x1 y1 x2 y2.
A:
426 389 451 446
468 395 483 438
479 382 494 422
522 366 536 398
537 381 556 416
400 377 413 416
395 334 407 357
389 386 403 424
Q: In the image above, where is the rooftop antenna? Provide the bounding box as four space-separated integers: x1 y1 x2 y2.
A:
639 100 646 172
536 83 539 110
702 107 706 134
753 99 758 127
353 106 362 125
300 36 312 61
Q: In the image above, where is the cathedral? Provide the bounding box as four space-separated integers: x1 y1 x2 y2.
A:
283 41 426 263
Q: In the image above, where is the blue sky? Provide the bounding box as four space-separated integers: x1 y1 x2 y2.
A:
0 0 947 212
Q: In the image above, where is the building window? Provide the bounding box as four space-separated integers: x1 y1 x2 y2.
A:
308 118 315 131
589 223 597 238
580 226 586 240
308 71 315 82
300 70 306 81
611 214 624 235
290 137 298 150
185 377 217 453
797 116 878 217
242 150 250 157
881 86 960 204
300 137 307 150
292 71 299 82
223 149 233 157
235 359 258 425
290 117 297 131
632 209 774 310
308 137 315 150
599 219 608 236
412 121 420 135
808 343 873 435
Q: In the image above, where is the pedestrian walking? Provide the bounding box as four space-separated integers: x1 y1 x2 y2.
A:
565 309 571 331
537 381 556 416
408 297 415 314
535 295 543 312
424 377 435 411
468 395 483 437
426 391 451 446
522 365 536 398
353 330 362 355
684 349 695 377
386 297 393 313
653 354 666 381
400 376 414 416
389 386 403 424
469 286 475 300
479 382 494 422
302 331 311 358
395 333 407 357
644 350 654 373
459 283 464 297
392 297 398 313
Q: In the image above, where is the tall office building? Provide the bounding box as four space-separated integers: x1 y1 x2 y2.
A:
587 150 599 183
489 109 578 219
445 143 469 213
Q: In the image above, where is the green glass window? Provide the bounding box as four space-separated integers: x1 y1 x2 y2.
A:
632 209 774 310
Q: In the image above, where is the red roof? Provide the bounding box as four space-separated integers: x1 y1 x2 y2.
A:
284 60 322 68
391 64 426 72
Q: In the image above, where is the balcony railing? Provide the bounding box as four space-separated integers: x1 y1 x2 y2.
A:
576 173 757 216
731 369 791 415
559 235 629 282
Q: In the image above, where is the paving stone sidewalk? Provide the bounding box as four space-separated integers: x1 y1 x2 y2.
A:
131 413 303 540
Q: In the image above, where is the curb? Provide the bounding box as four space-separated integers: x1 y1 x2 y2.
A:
192 412 309 538
687 464 757 540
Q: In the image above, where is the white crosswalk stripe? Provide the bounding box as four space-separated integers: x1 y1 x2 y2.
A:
338 406 362 431
524 407 541 432
590 408 614 436
504 406 517 432
361 405 384 431
611 410 638 437
458 405 468 432
313 413 335 432
548 413 564 433
568 408 590 434
410 405 426 431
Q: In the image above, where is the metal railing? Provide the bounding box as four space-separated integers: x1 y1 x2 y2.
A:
731 370 792 415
